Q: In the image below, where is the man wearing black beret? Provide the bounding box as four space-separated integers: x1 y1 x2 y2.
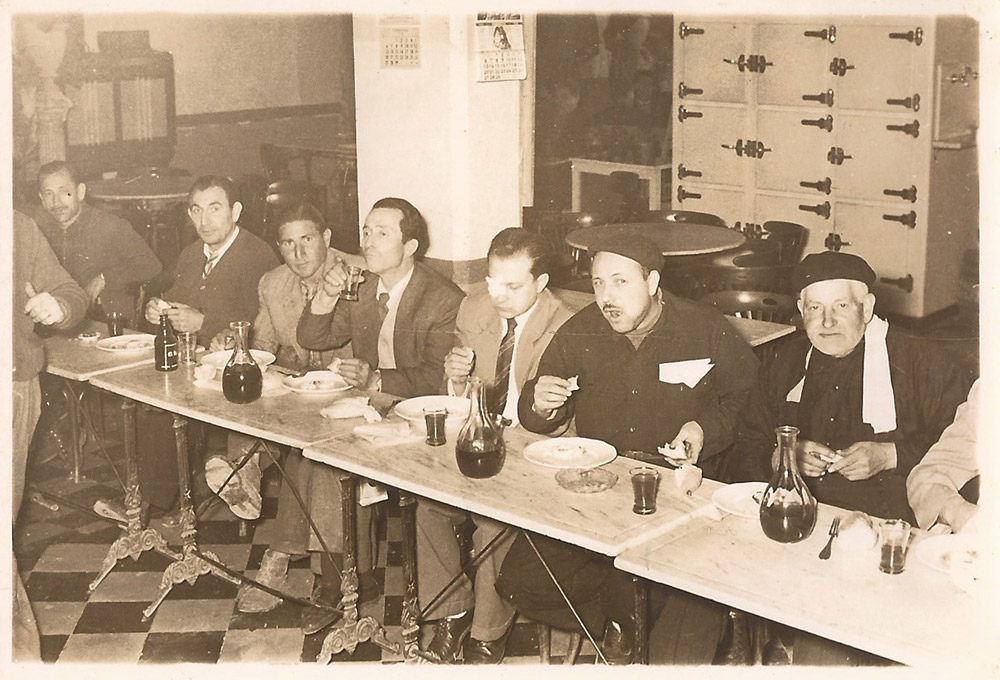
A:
497 237 759 664
734 250 971 663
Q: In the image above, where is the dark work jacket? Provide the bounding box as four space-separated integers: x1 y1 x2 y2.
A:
518 294 759 460
734 329 971 523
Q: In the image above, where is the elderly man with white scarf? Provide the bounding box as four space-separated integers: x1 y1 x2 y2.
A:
733 250 972 664
736 250 971 526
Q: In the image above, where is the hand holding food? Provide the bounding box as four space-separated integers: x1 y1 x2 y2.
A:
532 375 575 417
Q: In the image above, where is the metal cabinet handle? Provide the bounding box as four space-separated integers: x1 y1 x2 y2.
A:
829 58 855 77
883 186 918 202
678 82 703 98
678 106 704 122
723 54 749 72
883 211 917 228
824 233 850 251
721 139 747 156
801 115 834 132
800 177 832 194
804 26 837 42
881 275 914 292
677 185 702 202
888 28 923 45
886 120 920 138
886 94 920 111
799 201 832 219
827 147 853 165
802 89 835 106
678 22 704 39
677 164 702 180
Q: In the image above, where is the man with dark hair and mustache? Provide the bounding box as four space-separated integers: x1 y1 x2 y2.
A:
496 237 758 664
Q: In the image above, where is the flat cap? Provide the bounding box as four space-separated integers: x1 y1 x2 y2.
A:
794 250 877 292
588 235 664 273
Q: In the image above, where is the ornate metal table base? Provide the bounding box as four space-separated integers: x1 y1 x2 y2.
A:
316 474 399 663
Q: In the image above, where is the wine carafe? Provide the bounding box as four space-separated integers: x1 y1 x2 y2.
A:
455 377 505 478
759 425 818 543
222 321 262 404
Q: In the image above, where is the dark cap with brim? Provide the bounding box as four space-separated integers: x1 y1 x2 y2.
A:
587 236 664 273
793 250 877 292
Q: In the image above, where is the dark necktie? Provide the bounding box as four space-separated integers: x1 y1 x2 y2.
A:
203 253 219 279
490 317 517 415
376 292 390 325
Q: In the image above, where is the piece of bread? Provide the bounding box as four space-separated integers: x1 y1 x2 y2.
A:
838 511 879 550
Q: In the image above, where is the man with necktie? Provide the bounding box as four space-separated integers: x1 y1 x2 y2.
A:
294 197 464 634
416 228 574 664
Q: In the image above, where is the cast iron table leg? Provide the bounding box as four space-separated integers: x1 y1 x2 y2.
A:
58 379 84 483
399 490 421 661
89 399 177 592
633 575 648 665
317 472 397 662
143 414 240 619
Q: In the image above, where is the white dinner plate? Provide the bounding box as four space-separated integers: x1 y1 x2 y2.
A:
712 482 768 519
393 396 470 423
200 349 276 370
95 334 155 353
912 534 981 574
282 370 352 395
523 437 617 470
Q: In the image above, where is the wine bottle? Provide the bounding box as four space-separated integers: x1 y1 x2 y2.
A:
154 313 178 372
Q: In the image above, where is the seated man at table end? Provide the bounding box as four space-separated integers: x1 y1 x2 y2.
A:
733 250 971 664
496 237 759 664
94 176 278 522
417 227 574 664
907 378 981 534
32 160 162 319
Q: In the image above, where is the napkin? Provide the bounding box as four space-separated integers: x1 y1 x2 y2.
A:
659 358 714 389
353 421 422 447
320 397 382 422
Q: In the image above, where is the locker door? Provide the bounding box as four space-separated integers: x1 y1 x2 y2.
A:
833 23 927 112
834 115 922 202
673 186 747 228
756 22 833 107
756 109 834 194
674 106 751 187
675 19 754 104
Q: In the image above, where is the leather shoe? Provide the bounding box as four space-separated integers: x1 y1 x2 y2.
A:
423 609 474 664
462 623 514 665
600 620 634 665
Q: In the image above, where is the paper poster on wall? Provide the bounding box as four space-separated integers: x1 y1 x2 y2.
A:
475 13 526 82
380 15 420 68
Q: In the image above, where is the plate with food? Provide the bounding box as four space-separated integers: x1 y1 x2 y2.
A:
523 437 617 469
711 482 768 519
283 370 352 394
556 467 618 494
200 349 276 371
913 534 980 574
95 334 156 353
393 396 470 424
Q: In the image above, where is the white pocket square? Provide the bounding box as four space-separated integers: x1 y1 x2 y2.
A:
659 359 714 389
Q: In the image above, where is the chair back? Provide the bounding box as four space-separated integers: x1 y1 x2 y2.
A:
521 207 614 282
698 289 800 325
707 237 781 268
759 221 807 265
688 262 796 296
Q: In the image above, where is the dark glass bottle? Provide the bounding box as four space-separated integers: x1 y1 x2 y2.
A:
455 377 505 478
759 425 818 543
222 321 262 404
154 313 178 372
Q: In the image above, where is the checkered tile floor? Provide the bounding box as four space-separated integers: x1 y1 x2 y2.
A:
16 395 596 664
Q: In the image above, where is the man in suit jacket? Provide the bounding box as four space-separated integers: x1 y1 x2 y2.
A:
292 197 464 635
417 228 574 664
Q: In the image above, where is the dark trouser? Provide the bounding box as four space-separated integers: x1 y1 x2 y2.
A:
495 532 633 636
13 377 42 660
136 406 196 511
496 531 728 664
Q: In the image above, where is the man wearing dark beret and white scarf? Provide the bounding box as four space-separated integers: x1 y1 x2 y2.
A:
734 250 972 664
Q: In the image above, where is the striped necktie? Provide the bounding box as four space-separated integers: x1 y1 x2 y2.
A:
490 317 517 415
203 253 220 278
376 292 390 324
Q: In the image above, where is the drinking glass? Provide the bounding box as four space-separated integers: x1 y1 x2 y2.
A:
879 519 911 575
341 266 362 301
630 467 660 515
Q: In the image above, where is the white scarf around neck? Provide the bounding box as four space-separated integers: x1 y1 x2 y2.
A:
785 315 897 434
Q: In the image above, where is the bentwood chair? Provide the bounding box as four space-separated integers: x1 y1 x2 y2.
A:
697 290 801 325
757 221 807 265
522 207 614 284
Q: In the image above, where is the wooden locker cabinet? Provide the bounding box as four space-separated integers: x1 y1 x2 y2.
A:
672 15 978 317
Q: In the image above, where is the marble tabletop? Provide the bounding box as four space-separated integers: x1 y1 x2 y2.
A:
614 503 994 669
88 363 389 450
43 320 156 382
305 424 724 557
